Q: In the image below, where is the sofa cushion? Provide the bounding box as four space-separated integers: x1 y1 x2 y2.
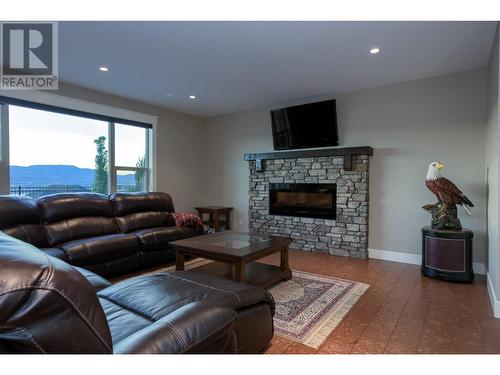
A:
115 212 175 233
44 216 120 247
98 271 274 317
2 224 48 248
110 192 176 233
38 193 115 222
0 196 48 247
60 233 140 266
38 193 119 247
132 226 198 252
38 193 120 246
110 192 175 216
0 195 40 228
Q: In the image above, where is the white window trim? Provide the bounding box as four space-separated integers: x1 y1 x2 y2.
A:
0 90 158 194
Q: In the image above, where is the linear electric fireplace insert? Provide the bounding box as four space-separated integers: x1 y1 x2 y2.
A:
269 183 336 219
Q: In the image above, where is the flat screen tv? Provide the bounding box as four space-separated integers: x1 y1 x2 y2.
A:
270 99 338 150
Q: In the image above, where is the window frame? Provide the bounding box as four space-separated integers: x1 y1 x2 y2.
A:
0 94 156 195
109 122 152 193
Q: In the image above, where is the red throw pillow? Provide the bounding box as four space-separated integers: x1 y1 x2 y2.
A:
173 212 204 232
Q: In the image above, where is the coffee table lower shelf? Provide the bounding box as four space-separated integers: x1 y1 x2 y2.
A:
187 261 292 289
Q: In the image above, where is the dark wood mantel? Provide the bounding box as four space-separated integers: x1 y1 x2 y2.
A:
244 146 373 171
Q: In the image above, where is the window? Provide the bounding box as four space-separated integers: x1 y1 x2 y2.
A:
114 123 150 193
0 100 153 198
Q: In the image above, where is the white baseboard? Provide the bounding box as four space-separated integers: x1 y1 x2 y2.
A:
487 272 500 318
368 248 485 275
368 248 420 265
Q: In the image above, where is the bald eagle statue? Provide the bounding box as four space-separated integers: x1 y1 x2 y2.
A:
423 161 473 230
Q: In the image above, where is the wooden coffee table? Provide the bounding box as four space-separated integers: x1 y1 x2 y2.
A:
171 231 292 289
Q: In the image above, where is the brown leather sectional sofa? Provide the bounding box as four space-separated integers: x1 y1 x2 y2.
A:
0 193 275 354
0 192 201 276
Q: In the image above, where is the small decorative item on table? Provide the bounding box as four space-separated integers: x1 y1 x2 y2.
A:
195 206 233 233
422 161 474 282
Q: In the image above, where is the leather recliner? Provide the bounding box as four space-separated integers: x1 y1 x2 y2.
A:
110 192 196 267
0 232 275 353
38 193 142 275
0 195 114 289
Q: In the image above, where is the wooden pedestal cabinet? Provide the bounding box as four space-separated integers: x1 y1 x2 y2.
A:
421 226 474 283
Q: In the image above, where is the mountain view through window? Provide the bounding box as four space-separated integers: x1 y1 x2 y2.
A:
8 105 149 198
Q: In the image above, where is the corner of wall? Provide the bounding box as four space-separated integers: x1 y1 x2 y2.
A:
487 272 500 318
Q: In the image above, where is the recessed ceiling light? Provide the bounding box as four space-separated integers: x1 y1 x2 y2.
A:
369 47 381 55
189 95 197 99
99 66 109 72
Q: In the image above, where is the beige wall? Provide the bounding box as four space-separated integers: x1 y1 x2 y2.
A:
5 64 495 298
56 83 205 212
51 65 496 310
486 25 500 305
201 69 488 265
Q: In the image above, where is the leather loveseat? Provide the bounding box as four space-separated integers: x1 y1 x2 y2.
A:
0 233 275 353
0 192 202 276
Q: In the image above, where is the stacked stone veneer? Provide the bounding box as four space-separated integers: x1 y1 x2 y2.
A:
248 154 370 259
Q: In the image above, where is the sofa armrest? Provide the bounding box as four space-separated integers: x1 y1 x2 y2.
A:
113 301 237 354
73 266 112 291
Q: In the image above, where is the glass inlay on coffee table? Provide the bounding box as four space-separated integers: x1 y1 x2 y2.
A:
171 231 292 288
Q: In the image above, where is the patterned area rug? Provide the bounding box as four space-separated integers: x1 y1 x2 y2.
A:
269 270 368 348
122 259 369 349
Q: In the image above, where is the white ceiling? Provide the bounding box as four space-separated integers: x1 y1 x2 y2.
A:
59 21 497 118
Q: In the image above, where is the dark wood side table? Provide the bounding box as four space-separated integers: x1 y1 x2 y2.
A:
421 226 474 283
195 206 233 232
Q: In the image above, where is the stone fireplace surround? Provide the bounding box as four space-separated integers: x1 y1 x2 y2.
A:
246 147 373 259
